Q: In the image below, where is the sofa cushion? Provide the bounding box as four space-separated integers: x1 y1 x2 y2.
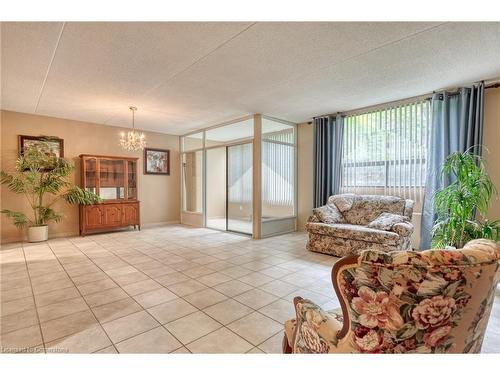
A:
287 302 343 353
331 194 406 225
305 222 400 245
392 221 414 237
403 199 414 218
313 204 345 224
367 212 408 231
328 193 356 212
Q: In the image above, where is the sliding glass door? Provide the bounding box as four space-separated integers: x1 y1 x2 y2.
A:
227 143 253 234
260 117 296 237
181 115 296 238
206 146 227 231
205 142 253 235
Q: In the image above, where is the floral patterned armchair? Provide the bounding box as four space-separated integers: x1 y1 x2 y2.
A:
283 239 500 354
306 194 414 258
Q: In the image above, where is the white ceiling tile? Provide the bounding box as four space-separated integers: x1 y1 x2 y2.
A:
235 22 500 121
1 22 499 134
35 22 253 131
145 22 442 127
1 22 64 113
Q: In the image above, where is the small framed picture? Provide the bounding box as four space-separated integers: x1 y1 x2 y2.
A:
144 148 170 175
18 135 64 158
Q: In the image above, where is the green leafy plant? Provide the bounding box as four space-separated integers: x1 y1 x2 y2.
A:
431 147 500 248
1 143 101 229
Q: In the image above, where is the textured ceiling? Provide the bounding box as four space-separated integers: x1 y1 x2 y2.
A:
1 22 500 135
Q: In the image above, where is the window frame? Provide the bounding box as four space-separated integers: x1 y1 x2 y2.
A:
340 99 430 197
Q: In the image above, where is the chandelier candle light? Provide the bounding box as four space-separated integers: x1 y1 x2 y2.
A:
120 106 146 151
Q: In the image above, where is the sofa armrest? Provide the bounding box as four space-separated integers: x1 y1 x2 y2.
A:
392 221 414 237
290 297 343 353
307 214 319 223
403 199 414 219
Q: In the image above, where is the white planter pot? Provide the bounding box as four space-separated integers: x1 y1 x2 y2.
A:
28 225 48 242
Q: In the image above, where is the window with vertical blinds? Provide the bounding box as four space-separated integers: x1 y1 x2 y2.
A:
262 129 294 207
228 143 253 203
340 99 430 204
219 126 296 208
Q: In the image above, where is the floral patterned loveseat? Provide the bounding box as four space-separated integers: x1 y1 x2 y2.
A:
283 239 500 354
306 194 414 257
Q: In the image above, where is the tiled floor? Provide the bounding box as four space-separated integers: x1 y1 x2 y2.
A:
1 225 499 354
206 218 252 234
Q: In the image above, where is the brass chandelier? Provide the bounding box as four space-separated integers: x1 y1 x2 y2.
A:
120 106 146 151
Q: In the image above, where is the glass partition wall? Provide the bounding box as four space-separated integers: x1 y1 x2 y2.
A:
180 115 296 238
227 143 253 234
205 146 227 231
181 132 204 227
205 118 253 235
182 150 203 213
261 117 297 237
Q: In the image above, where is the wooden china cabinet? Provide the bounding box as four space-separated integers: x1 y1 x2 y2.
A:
79 154 140 236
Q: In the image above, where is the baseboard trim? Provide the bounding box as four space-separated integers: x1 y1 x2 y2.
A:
1 221 183 245
142 220 181 228
261 228 297 238
1 231 79 245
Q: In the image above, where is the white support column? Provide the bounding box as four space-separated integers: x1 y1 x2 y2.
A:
202 131 207 228
252 114 262 239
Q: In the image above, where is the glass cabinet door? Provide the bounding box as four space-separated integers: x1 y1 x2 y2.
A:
98 159 125 200
84 158 97 194
127 160 137 200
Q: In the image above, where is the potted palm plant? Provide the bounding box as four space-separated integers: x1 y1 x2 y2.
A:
431 147 500 248
1 143 101 242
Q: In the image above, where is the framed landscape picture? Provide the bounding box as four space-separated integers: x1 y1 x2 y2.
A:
18 135 64 158
144 148 170 175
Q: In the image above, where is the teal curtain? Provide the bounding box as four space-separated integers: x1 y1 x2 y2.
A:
420 83 484 249
313 114 343 208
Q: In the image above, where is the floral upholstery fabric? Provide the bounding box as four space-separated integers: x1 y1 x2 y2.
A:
307 194 414 257
330 194 407 226
403 199 414 219
306 223 400 245
287 304 344 352
367 212 409 231
392 222 413 237
313 204 345 224
306 233 410 258
328 194 356 212
285 239 500 354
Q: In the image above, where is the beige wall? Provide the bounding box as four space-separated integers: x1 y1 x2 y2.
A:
297 122 314 231
181 211 203 227
296 88 500 248
206 146 227 219
1 110 180 243
483 87 500 221
183 151 202 212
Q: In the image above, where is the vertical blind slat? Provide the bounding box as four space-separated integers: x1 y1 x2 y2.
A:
341 100 430 204
259 129 294 208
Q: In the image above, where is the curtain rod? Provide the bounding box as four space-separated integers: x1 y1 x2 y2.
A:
307 81 500 125
308 92 431 123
